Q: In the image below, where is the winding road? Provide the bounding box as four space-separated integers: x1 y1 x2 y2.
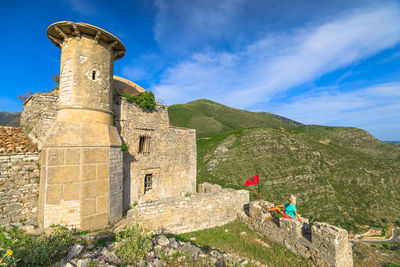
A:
351 228 400 243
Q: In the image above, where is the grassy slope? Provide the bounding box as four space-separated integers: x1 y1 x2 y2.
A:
175 220 312 267
168 99 301 137
387 142 400 149
196 126 400 233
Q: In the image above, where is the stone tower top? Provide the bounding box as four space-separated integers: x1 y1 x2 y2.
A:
47 21 125 60
47 21 125 125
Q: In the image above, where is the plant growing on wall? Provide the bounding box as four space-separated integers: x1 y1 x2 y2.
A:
17 91 33 103
122 90 157 111
121 142 129 152
51 74 60 91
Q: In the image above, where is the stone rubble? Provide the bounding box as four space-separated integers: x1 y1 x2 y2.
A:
54 234 259 267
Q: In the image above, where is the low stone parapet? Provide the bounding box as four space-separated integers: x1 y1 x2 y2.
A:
127 184 249 234
198 182 222 193
238 201 353 267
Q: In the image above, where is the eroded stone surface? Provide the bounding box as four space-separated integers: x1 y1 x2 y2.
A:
239 201 353 267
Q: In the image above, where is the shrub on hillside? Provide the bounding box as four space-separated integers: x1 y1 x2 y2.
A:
115 224 153 265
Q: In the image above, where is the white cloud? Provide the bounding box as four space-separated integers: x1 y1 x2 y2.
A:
64 0 96 16
152 4 400 109
153 0 245 53
269 82 400 140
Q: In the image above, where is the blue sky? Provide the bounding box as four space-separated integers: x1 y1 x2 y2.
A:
1 0 400 141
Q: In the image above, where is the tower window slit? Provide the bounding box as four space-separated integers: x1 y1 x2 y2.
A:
92 70 96 80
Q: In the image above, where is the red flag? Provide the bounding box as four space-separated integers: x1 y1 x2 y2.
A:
245 174 259 185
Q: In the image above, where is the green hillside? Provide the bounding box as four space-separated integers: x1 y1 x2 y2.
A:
168 99 301 137
196 126 400 233
0 112 21 126
387 141 400 149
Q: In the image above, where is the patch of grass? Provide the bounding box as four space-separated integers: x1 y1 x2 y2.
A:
174 220 312 267
168 99 301 137
78 230 90 236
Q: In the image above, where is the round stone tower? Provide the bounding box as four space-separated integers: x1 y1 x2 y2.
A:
38 22 125 230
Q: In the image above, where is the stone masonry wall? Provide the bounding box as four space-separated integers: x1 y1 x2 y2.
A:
238 201 353 267
109 147 123 223
114 98 196 209
127 184 249 234
0 152 40 226
21 91 58 149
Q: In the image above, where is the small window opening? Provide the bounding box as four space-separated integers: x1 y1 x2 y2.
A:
144 174 153 193
92 70 96 80
138 136 151 154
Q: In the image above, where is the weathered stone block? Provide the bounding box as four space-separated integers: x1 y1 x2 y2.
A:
82 198 96 216
4 203 22 211
64 148 81 165
96 195 109 213
82 182 96 198
7 189 22 197
83 165 96 181
95 180 109 195
47 148 64 166
81 213 108 230
83 148 109 164
96 164 109 180
48 166 79 184
249 201 272 222
46 185 63 204
63 184 79 201
198 182 221 193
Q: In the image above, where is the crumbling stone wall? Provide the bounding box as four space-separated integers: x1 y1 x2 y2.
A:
21 91 58 149
127 183 249 234
114 98 196 209
19 76 197 229
238 201 353 267
0 152 40 226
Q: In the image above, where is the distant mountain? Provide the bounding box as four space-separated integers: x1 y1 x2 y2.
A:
0 112 21 126
168 99 302 137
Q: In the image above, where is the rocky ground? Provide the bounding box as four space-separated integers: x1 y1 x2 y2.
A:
54 233 260 267
352 242 400 267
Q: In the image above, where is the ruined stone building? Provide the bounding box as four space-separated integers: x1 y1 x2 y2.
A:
0 21 248 233
20 21 197 230
0 21 354 266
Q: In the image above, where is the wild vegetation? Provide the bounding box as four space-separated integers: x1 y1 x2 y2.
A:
114 224 153 265
122 90 157 111
0 222 312 266
169 99 301 137
0 225 76 266
175 220 312 267
195 126 400 233
169 99 400 234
